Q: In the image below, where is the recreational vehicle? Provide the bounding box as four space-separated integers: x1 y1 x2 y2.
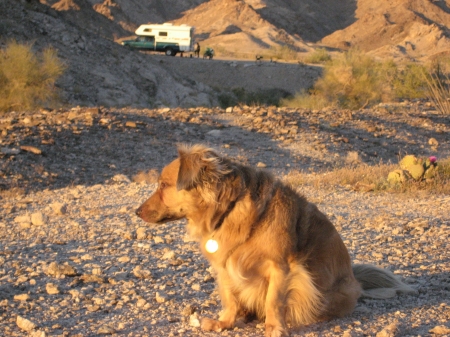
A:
121 23 194 56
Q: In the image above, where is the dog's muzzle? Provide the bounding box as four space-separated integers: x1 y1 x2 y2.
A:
135 207 143 217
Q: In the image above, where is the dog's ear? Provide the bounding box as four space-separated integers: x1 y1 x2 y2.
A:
177 144 229 191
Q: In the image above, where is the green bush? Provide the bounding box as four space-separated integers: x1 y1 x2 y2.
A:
218 87 291 108
282 49 432 110
393 63 429 99
0 41 66 113
303 48 332 64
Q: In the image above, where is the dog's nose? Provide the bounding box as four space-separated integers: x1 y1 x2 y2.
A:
135 208 142 217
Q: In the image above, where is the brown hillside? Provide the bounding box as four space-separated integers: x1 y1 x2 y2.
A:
171 0 310 55
321 0 450 61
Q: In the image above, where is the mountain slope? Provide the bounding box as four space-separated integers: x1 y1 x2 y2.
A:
0 0 214 108
320 0 450 61
171 0 310 54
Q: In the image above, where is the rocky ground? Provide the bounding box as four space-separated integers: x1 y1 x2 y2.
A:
0 104 449 336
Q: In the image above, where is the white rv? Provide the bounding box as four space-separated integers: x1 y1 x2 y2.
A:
122 23 194 56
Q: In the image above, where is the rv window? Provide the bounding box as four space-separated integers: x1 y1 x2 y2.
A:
159 32 168 37
143 29 152 32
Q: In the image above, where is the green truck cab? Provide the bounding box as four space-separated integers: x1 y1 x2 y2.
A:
121 36 180 56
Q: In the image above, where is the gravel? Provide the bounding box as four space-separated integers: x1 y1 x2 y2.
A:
1 103 449 336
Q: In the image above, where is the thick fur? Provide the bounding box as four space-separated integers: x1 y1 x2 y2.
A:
136 144 415 337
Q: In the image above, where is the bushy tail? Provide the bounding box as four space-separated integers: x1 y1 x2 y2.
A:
352 264 416 299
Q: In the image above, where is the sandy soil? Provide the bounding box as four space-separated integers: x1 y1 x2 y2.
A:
1 103 449 336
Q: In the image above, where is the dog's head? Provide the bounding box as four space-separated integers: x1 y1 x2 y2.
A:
135 144 231 224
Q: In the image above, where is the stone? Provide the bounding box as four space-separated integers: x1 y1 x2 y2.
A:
136 227 149 240
16 315 36 331
429 325 450 335
80 274 105 283
14 214 31 224
428 138 439 147
20 145 42 155
46 283 59 295
30 330 46 337
256 162 267 168
97 325 116 334
155 292 167 303
14 294 30 301
133 266 152 279
45 262 77 277
189 312 201 327
118 256 130 263
31 212 47 226
162 250 176 260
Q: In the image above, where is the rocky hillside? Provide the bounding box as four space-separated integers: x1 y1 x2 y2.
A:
0 0 224 108
321 0 450 61
2 0 450 109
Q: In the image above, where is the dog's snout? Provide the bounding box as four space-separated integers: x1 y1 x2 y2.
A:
135 207 142 217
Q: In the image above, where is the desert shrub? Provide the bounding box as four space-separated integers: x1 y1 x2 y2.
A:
283 50 434 110
316 50 396 109
218 87 290 108
303 48 332 64
281 88 329 110
423 58 450 115
282 50 397 109
0 40 66 113
265 45 299 61
392 63 429 100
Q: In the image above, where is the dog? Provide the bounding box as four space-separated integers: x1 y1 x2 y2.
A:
136 144 415 337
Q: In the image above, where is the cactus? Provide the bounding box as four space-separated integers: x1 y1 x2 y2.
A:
424 165 436 179
408 164 425 180
387 170 405 184
388 155 438 185
399 155 418 170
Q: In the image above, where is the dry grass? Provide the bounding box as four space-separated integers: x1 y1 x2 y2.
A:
0 40 66 113
284 158 450 195
424 62 450 115
0 186 26 199
302 48 331 64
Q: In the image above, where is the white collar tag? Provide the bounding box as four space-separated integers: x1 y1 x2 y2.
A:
205 239 219 253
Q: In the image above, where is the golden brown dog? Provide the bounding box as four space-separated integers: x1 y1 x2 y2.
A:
136 144 414 337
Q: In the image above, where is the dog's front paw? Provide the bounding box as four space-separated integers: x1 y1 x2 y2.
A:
200 317 223 332
265 324 289 337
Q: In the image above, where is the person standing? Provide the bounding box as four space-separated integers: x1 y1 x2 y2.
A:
194 42 200 58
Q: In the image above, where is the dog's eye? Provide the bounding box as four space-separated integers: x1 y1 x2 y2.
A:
159 182 167 190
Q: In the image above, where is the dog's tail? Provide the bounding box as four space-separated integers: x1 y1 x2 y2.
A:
352 264 416 299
